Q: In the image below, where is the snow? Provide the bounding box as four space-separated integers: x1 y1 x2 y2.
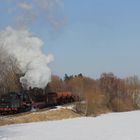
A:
56 104 74 110
1 111 140 140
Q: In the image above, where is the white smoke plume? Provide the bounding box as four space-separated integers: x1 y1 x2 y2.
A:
5 0 66 30
0 27 54 89
18 2 33 10
0 0 66 89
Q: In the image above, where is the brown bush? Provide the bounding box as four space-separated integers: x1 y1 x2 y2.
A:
110 97 135 112
75 88 111 116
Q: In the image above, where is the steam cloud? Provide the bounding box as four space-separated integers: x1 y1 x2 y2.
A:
0 27 54 89
6 0 66 30
1 0 66 89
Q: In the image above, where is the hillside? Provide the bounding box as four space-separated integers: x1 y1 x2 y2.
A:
0 106 80 126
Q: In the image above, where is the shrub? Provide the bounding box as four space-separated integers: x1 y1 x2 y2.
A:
110 96 136 112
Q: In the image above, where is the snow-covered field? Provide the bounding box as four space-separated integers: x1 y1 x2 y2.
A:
0 111 140 140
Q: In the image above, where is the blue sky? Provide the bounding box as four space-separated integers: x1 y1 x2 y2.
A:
1 0 140 78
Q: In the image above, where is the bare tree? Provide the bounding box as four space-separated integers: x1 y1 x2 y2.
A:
0 48 22 96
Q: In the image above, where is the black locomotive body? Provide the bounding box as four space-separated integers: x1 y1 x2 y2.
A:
0 92 32 115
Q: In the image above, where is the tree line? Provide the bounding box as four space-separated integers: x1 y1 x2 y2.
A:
48 73 140 115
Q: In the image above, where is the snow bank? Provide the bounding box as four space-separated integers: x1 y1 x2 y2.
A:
0 111 140 140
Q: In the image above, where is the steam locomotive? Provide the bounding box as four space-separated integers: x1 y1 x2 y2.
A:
0 89 78 115
0 92 32 115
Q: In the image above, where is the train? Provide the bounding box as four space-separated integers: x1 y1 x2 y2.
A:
0 89 79 115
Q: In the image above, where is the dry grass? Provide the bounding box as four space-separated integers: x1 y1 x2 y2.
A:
0 108 81 126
